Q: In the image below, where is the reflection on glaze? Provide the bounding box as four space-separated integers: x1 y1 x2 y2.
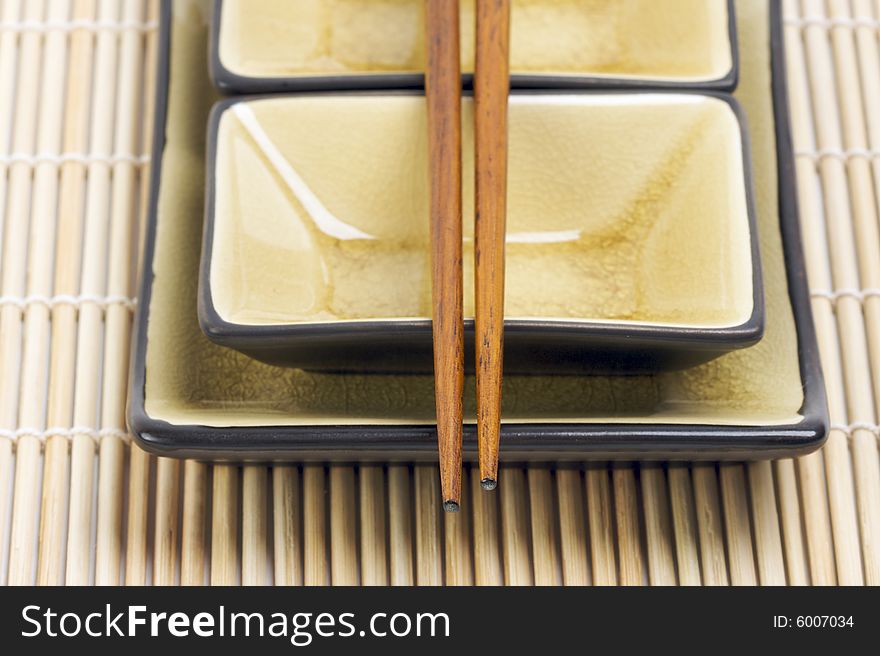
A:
233 104 375 241
505 230 582 244
210 94 753 328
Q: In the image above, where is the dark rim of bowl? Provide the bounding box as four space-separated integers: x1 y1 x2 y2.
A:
197 89 765 354
208 0 740 94
126 0 828 462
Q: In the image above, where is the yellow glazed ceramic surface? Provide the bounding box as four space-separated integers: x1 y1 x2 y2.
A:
145 0 802 427
210 93 754 328
218 0 733 83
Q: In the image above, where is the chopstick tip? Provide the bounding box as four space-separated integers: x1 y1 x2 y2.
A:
443 500 461 513
480 477 497 491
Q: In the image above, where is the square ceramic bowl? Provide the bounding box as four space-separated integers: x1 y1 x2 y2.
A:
128 0 826 461
198 91 763 373
211 0 739 93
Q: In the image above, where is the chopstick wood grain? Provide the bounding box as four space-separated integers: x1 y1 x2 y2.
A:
474 0 510 490
425 0 464 511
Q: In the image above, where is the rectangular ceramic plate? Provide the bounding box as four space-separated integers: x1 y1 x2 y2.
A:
211 0 739 93
199 91 763 374
128 0 827 461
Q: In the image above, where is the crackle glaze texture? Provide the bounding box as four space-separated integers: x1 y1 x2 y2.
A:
145 0 803 427
218 0 732 83
209 93 753 328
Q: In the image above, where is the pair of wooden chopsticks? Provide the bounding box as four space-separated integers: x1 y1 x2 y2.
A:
425 0 510 511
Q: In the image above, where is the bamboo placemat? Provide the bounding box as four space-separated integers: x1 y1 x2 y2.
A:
0 0 878 586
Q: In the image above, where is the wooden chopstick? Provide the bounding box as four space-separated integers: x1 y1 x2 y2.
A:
425 0 464 512
474 0 510 490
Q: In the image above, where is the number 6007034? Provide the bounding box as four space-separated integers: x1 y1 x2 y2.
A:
773 616 854 628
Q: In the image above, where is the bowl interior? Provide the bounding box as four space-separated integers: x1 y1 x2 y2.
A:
218 0 733 83
209 93 754 329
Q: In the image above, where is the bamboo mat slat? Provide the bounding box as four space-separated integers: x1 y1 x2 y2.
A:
0 0 878 586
